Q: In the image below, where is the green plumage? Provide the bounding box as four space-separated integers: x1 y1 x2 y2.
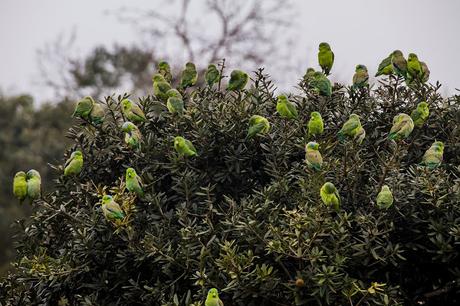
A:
247 115 270 138
64 150 83 176
227 70 248 91
338 114 365 143
157 61 172 83
180 62 198 89
308 112 324 137
276 95 298 119
420 61 430 82
73 96 94 118
121 99 146 123
391 50 407 78
318 42 334 75
122 121 142 149
89 102 105 124
101 195 125 220
310 72 332 97
410 102 429 128
407 53 422 80
126 168 144 197
320 182 340 210
305 142 323 171
389 113 414 141
205 64 220 86
174 136 197 157
153 73 172 101
13 171 27 202
422 141 444 169
167 96 184 115
26 169 41 200
375 54 393 77
352 65 369 88
205 288 224 306
376 185 394 209
304 67 316 82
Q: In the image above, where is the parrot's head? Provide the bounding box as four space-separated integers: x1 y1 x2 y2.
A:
174 136 185 148
356 65 367 72
122 121 136 132
311 111 321 119
381 185 390 192
15 171 27 180
408 53 418 61
27 169 41 180
319 42 331 50
102 195 113 205
158 61 169 70
306 142 319 150
185 62 196 69
126 168 137 178
392 50 403 57
277 95 288 104
71 150 83 158
121 99 132 111
433 141 444 151
207 288 219 299
418 102 429 111
167 89 181 98
208 64 217 70
152 73 165 83
305 68 316 78
323 182 336 193
350 113 360 120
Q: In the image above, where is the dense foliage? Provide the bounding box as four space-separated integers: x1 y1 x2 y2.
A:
1 67 459 305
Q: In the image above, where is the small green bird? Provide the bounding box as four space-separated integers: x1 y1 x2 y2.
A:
310 72 332 97
167 95 184 115
73 96 94 119
320 182 340 210
89 102 105 124
227 69 248 91
308 112 324 137
391 50 407 78
121 99 146 123
420 61 430 82
13 171 28 202
205 288 224 306
389 113 414 141
157 61 172 83
422 141 444 169
375 53 393 77
305 142 323 171
64 150 84 176
125 168 144 197
407 53 422 80
180 62 198 89
26 169 41 200
304 67 316 82
101 195 125 221
247 115 270 138
338 114 365 143
174 136 197 157
352 65 369 88
122 121 142 149
318 42 334 75
276 95 298 119
153 73 172 101
205 64 220 87
410 102 430 128
376 185 394 209
166 88 182 99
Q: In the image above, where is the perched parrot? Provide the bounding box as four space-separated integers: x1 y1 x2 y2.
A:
305 142 323 171
166 88 182 99
205 288 224 306
121 99 146 123
247 115 270 138
125 168 144 197
153 73 172 101
13 171 28 202
375 53 393 77
389 113 414 141
89 102 105 124
308 112 324 137
205 64 220 86
122 121 142 149
310 72 332 97
180 62 198 89
157 61 172 83
338 114 365 143
167 95 184 115
304 67 316 82
410 102 430 128
407 53 422 80
64 150 83 176
101 195 125 221
376 185 394 209
422 141 444 169
276 95 298 119
391 50 407 78
227 70 248 91
174 136 197 157
352 65 369 88
73 96 94 119
318 42 334 75
420 61 430 83
320 182 340 210
26 169 41 200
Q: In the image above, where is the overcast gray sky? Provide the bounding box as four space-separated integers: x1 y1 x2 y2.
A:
1 0 459 102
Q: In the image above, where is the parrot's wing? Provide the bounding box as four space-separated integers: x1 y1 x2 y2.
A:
132 105 146 119
185 139 196 153
64 156 74 168
378 56 392 71
286 102 298 116
341 119 359 134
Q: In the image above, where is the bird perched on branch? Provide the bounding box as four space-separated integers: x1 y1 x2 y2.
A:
305 142 323 171
376 185 394 209
308 112 324 138
227 69 249 91
205 288 224 306
338 114 365 144
180 62 198 89
166 89 184 115
205 64 220 87
121 99 146 123
125 168 144 197
174 136 197 157
310 72 332 97
375 53 393 77
73 96 94 119
276 95 298 119
157 61 172 83
320 182 340 210
410 102 429 128
64 150 83 176
122 121 142 150
101 195 125 221
391 50 407 78
89 102 105 124
247 115 270 138
26 169 41 200
389 113 414 141
13 171 27 203
422 141 444 169
352 65 369 88
153 73 172 101
318 42 334 75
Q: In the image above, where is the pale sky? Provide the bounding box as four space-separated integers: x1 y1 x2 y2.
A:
1 0 459 102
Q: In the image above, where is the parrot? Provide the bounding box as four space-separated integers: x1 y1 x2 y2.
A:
180 62 198 89
153 73 172 101
64 150 84 176
205 64 220 86
422 141 444 169
26 169 41 200
174 136 197 157
122 121 142 149
320 182 340 210
310 72 332 97
205 288 224 306
13 171 28 202
101 195 125 221
410 102 429 128
376 185 394 209
420 61 430 82
389 113 414 141
391 50 407 78
157 61 172 83
276 95 298 119
89 102 105 124
407 53 422 80
318 42 334 75
304 67 316 82
338 114 365 143
125 168 144 197
121 99 146 123
166 88 182 99
308 112 324 137
375 53 393 77
73 96 94 119
305 142 323 171
227 69 248 91
352 65 369 88
167 95 184 115
247 115 270 138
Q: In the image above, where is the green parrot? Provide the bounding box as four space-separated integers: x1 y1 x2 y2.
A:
338 114 365 143
407 53 422 80
375 53 393 77
64 150 83 176
376 185 394 209
410 102 429 128
205 288 224 306
422 141 444 169
247 115 270 138
73 96 94 119
352 65 369 88
420 61 430 82
89 102 105 124
167 95 184 115
227 69 248 91
305 142 323 171
174 136 197 157
101 195 125 221
391 50 407 78
307 111 324 137
318 42 334 75
310 72 332 97
125 168 144 197
13 171 28 202
166 88 182 99
276 95 298 119
26 169 41 200
389 113 414 141
157 61 172 83
180 62 198 89
320 182 340 210
304 67 316 82
122 121 142 149
153 73 172 101
205 64 220 86
121 99 146 123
